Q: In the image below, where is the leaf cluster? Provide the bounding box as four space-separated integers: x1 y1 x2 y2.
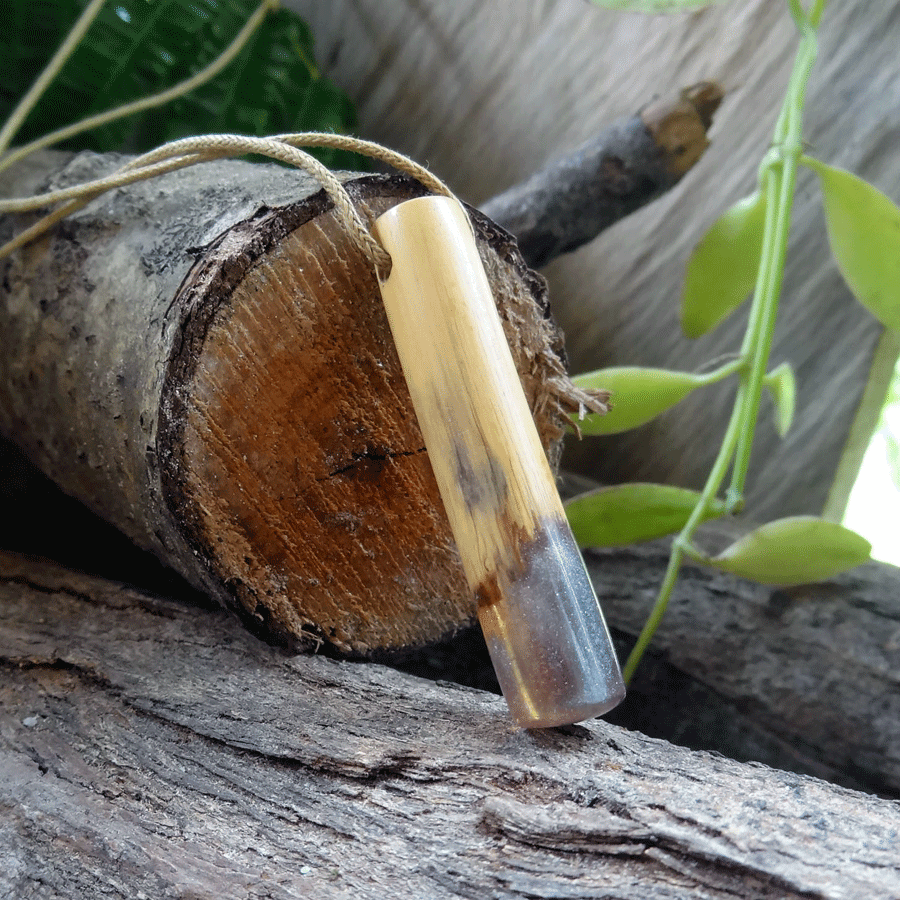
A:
0 0 364 170
569 153 900 585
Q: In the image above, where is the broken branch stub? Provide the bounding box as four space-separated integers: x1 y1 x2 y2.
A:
481 83 722 269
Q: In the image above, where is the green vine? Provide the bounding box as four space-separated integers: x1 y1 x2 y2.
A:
575 0 900 681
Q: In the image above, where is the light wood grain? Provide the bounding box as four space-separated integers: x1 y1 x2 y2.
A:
374 197 623 726
374 197 560 581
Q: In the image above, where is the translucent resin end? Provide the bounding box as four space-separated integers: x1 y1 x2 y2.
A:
477 518 625 728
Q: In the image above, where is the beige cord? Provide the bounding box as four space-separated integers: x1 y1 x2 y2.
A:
276 134 452 199
0 0 453 276
0 154 215 259
0 132 456 275
0 0 456 275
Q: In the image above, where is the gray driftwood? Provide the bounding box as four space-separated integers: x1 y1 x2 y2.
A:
2 549 900 900
481 83 722 269
390 520 900 800
290 0 900 522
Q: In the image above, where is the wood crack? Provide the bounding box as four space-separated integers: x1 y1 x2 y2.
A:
326 446 427 480
0 572 184 620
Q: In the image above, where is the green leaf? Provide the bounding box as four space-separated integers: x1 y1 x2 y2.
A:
565 483 726 548
0 0 365 169
681 191 767 338
805 158 900 332
590 0 727 11
706 516 871 585
763 362 796 438
571 367 709 435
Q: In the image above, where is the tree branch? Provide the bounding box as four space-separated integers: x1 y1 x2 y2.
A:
480 83 722 269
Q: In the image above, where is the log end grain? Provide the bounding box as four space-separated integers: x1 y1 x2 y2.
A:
159 176 582 653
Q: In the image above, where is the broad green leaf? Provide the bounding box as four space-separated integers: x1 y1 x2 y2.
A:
681 191 767 338
590 0 727 11
565 483 726 548
571 367 708 435
707 516 871 585
763 362 796 438
805 158 900 333
0 0 365 170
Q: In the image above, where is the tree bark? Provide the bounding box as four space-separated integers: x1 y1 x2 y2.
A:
0 150 593 654
2 550 899 900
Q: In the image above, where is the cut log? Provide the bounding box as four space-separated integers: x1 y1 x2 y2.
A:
1 551 899 900
0 151 588 653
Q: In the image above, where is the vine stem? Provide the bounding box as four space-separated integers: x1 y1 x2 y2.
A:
622 395 744 683
729 18 819 499
623 1 824 683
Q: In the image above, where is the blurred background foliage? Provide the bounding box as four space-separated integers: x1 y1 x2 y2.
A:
844 359 900 566
882 366 900 493
0 0 366 169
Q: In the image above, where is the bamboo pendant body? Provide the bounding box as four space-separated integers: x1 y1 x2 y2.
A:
373 196 624 728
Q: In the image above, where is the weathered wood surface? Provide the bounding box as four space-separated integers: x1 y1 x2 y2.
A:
2 550 900 900
0 150 592 654
482 83 721 269
290 0 900 521
588 528 900 800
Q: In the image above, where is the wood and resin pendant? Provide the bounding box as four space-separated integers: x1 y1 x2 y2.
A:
373 196 625 728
